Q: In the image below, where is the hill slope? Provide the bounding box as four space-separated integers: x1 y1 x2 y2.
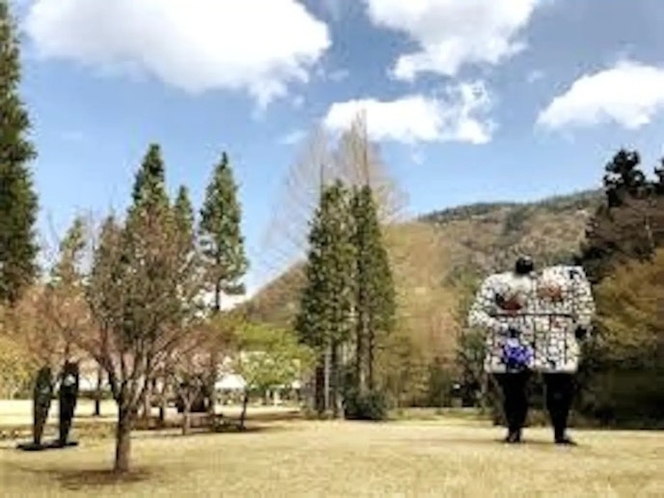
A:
244 189 603 359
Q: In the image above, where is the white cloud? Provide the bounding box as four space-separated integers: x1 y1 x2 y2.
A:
362 0 542 80
537 61 664 131
23 0 330 108
323 81 494 144
278 129 306 145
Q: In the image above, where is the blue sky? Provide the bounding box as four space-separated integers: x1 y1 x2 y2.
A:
11 0 664 299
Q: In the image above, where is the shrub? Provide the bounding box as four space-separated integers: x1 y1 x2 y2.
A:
343 388 389 421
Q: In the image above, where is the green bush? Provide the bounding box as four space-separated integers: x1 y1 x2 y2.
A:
343 388 389 421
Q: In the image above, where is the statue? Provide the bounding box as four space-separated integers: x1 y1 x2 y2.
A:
468 256 596 444
17 366 54 451
55 360 80 447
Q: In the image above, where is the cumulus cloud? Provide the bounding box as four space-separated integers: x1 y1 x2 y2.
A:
362 0 542 80
323 81 494 144
537 61 664 131
23 0 330 107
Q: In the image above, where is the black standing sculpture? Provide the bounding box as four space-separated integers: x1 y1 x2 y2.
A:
55 360 80 447
17 366 54 451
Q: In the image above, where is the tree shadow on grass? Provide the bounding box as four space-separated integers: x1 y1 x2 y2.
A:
5 462 157 491
156 422 298 439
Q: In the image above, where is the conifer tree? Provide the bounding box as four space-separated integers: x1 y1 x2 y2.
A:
172 185 200 319
0 0 39 305
199 152 248 413
174 186 194 241
129 144 170 213
294 179 355 416
351 185 396 392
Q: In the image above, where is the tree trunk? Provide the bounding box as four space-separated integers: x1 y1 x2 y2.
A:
330 341 340 419
324 345 331 415
182 402 192 436
239 391 249 430
114 406 133 474
206 350 218 416
314 356 326 416
142 383 153 420
368 328 375 391
93 366 103 417
356 316 368 393
157 377 168 425
207 281 222 416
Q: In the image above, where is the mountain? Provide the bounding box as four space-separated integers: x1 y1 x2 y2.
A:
243 189 604 360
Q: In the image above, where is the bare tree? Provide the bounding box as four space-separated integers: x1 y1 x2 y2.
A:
166 324 209 435
260 112 408 278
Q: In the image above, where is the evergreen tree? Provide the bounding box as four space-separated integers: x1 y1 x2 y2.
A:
294 180 355 416
0 0 39 305
172 185 199 318
199 152 248 413
351 185 396 392
50 217 86 287
129 144 170 214
174 185 194 242
199 152 248 309
580 149 664 283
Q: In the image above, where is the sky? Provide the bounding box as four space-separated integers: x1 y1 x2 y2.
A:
9 0 664 303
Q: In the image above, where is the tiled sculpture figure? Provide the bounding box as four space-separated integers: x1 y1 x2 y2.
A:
468 256 595 444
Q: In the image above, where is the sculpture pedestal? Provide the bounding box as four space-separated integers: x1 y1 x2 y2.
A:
16 442 49 452
17 440 79 451
47 440 79 449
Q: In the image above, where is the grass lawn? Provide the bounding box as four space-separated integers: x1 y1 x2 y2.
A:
1 410 664 497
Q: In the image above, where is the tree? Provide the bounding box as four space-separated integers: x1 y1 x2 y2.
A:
0 0 40 306
78 145 203 474
579 248 664 425
168 324 210 435
351 185 396 393
0 334 33 398
580 149 664 283
593 248 664 367
258 112 406 314
199 152 249 414
234 323 314 429
45 216 89 359
294 180 355 416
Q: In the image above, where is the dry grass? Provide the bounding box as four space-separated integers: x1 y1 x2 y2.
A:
1 415 663 497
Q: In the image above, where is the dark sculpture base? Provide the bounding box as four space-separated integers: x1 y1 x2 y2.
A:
16 442 49 452
17 440 79 451
47 440 79 449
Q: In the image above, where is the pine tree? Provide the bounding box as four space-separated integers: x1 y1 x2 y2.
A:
580 149 664 283
172 185 199 319
294 180 355 416
174 186 194 242
129 144 170 214
199 152 248 309
199 152 248 413
351 185 396 392
0 0 39 305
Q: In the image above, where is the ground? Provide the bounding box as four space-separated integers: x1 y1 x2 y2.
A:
1 401 663 497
